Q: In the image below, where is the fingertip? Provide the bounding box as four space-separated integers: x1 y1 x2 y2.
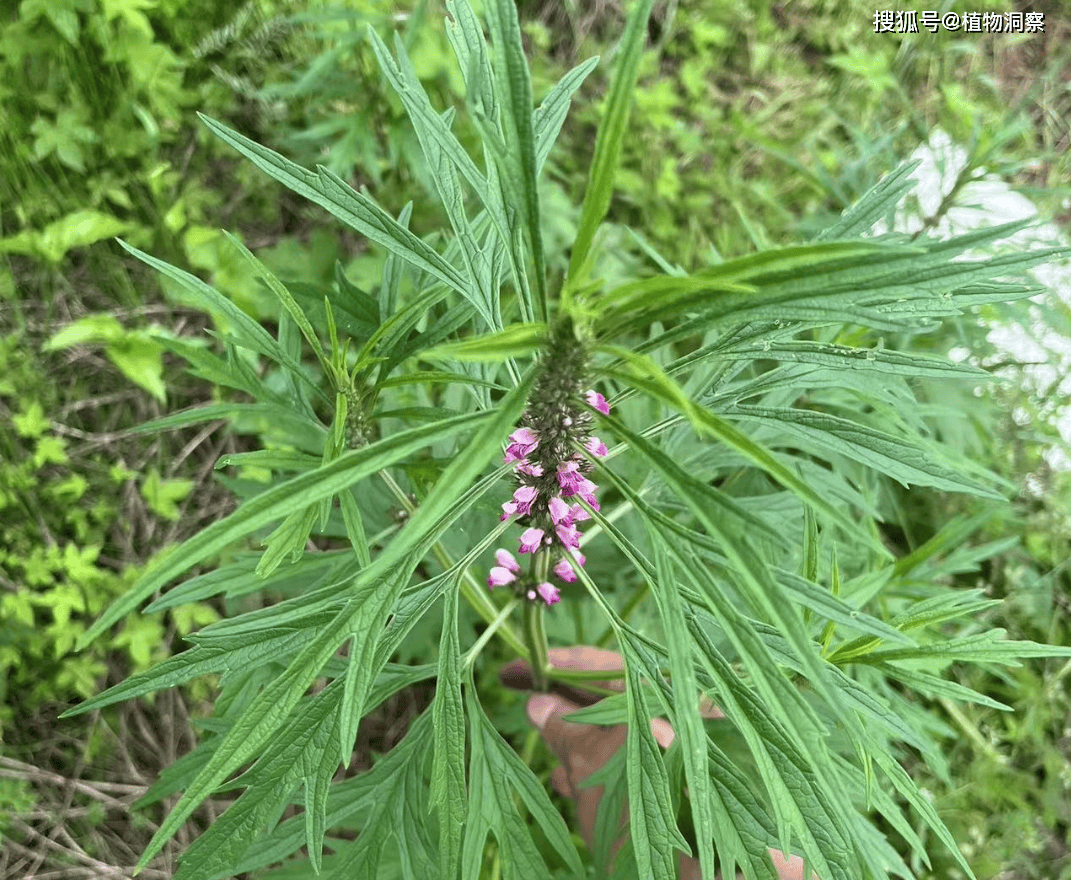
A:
651 717 675 749
546 645 624 672
769 850 809 880
527 693 558 729
499 657 533 690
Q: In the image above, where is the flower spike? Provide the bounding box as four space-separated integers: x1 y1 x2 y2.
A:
484 316 612 609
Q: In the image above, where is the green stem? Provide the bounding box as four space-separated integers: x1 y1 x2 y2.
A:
463 598 518 670
523 599 550 692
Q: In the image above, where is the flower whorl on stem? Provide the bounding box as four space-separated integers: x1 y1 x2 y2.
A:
487 317 609 607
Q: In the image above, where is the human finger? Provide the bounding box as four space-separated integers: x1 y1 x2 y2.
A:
526 692 626 847
526 692 626 775
501 645 625 707
769 851 809 880
676 848 809 880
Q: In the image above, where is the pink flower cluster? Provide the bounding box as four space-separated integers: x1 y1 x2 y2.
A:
487 390 610 606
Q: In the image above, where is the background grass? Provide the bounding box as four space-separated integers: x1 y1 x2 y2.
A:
1 0 1068 877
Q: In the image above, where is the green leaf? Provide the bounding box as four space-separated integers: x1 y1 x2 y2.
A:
892 515 999 578
616 232 1067 349
462 673 583 879
332 557 421 774
149 336 278 402
424 323 546 362
710 338 991 380
445 0 498 122
140 467 194 521
380 370 506 391
859 632 1071 665
199 114 470 295
817 160 921 240
78 410 489 648
596 272 757 323
532 55 600 172
585 447 878 877
310 711 435 880
580 505 862 880
171 682 343 880
128 401 325 452
121 361 532 864
593 347 880 550
582 748 634 875
484 0 546 320
368 27 501 330
893 589 1004 631
62 611 333 718
145 551 346 613
0 209 128 263
872 749 978 880
134 595 365 871
43 316 168 402
138 737 220 810
366 26 489 209
385 301 482 378
562 690 637 726
214 450 322 473
830 754 923 876
117 240 287 367
431 578 466 880
43 314 125 349
13 400 50 438
301 699 337 876
683 607 858 880
646 543 716 879
877 664 1011 711
725 404 1003 499
568 0 656 282
332 367 534 771
338 487 372 568
621 640 691 880
256 504 319 577
105 333 168 403
773 569 912 644
285 275 377 344
229 701 433 874
222 232 331 375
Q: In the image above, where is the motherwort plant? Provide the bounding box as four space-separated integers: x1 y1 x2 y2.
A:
65 2 1071 879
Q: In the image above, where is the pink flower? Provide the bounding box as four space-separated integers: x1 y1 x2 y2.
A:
548 496 572 525
574 478 599 509
495 549 520 573
569 503 591 522
518 527 544 554
515 460 544 477
500 500 517 521
585 436 608 457
536 582 561 605
487 566 517 588
585 390 610 415
556 461 583 494
504 427 539 463
555 521 581 550
554 552 585 583
511 485 539 516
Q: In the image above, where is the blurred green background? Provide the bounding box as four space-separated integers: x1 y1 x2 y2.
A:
1 0 1068 877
